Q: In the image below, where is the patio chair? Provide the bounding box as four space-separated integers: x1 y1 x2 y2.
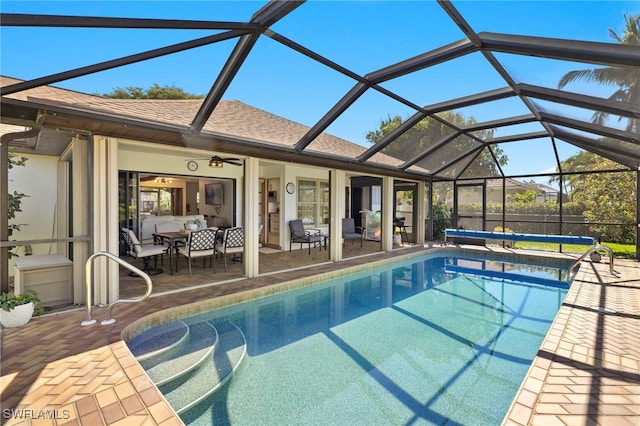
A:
218 226 244 272
289 219 322 254
121 228 167 275
177 228 217 277
342 218 365 247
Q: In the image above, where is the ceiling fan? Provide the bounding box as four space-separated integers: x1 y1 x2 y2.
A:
186 155 243 169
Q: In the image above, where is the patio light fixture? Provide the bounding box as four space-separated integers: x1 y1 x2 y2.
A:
209 158 224 168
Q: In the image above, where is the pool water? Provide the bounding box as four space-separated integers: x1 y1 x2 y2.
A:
133 253 570 425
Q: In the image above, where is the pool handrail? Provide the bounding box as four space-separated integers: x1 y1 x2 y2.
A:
569 244 614 277
82 251 153 326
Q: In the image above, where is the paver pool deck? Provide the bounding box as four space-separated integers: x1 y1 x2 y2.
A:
1 245 638 426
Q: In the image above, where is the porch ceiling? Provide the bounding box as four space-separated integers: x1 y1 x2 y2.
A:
1 0 638 180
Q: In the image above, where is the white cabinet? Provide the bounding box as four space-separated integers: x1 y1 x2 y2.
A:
14 255 73 307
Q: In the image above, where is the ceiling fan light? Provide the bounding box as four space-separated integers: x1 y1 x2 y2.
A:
209 158 223 168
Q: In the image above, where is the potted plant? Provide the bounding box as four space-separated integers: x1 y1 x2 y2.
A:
185 217 203 231
0 290 42 328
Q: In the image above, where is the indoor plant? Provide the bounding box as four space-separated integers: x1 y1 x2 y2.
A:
0 290 41 328
185 217 203 231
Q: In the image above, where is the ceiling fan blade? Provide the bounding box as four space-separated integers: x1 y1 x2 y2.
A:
223 159 242 166
185 156 243 166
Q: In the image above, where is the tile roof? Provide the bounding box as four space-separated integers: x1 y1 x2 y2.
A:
1 76 402 167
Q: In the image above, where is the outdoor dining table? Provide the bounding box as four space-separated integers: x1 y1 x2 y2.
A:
153 231 188 275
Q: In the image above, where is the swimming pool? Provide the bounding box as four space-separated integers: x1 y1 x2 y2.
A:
128 251 572 425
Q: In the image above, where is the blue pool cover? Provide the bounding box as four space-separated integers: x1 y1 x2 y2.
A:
445 229 595 246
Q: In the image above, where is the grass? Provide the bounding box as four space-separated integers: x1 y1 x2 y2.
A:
599 242 637 259
508 241 637 259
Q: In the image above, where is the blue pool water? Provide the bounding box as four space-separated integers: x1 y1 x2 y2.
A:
131 252 571 425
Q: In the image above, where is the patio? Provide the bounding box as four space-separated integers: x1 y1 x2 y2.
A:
119 238 386 299
1 245 638 426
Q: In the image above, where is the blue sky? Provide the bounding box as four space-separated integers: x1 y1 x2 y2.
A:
1 1 637 180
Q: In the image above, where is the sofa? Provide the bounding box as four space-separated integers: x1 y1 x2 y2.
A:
139 215 205 243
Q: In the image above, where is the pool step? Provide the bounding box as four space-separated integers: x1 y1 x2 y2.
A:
159 321 247 415
128 320 189 361
139 321 218 386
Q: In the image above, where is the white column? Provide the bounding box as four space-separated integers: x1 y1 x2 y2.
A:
56 161 69 257
382 176 394 251
71 137 90 305
106 139 120 301
244 157 259 278
93 136 120 304
415 180 426 244
330 169 346 261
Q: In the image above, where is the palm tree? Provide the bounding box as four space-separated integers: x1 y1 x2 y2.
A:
558 14 639 133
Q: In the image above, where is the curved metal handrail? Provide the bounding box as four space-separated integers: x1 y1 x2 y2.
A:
569 244 614 279
82 251 153 326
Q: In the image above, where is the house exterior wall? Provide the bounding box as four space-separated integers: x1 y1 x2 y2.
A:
8 154 59 276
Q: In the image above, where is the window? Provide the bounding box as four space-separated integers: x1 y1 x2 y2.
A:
140 188 174 216
297 179 329 226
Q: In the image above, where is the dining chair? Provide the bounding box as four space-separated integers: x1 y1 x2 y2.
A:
121 228 167 275
176 228 217 277
218 227 244 272
288 219 321 254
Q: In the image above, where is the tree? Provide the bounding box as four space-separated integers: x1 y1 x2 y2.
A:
549 150 605 196
558 13 640 133
555 151 636 243
102 84 204 99
366 111 507 179
508 189 539 204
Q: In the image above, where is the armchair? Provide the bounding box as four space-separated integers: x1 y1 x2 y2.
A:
342 218 365 247
289 219 322 254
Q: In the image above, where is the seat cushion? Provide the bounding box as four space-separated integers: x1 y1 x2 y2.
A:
178 247 215 257
137 245 167 257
